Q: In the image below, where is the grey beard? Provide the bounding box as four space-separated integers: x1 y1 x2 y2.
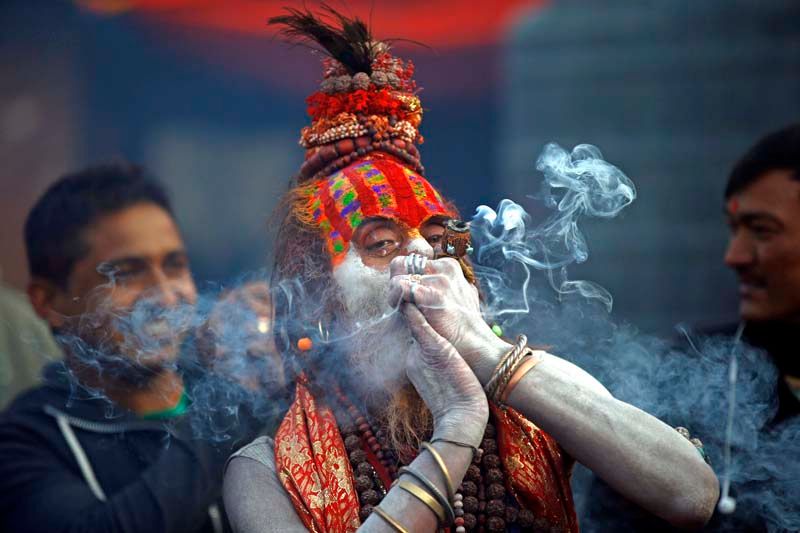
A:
333 248 421 405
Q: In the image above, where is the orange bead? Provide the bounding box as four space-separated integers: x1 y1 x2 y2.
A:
297 337 313 351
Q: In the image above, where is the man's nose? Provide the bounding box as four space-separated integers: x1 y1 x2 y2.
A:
724 233 755 269
402 232 434 258
150 270 182 307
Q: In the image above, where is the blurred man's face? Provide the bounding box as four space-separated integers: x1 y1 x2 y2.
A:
53 203 197 375
725 170 800 323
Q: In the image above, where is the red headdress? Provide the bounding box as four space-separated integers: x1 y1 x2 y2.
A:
271 7 454 265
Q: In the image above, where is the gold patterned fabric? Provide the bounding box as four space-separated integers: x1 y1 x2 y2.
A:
274 381 578 532
492 403 578 532
274 379 361 532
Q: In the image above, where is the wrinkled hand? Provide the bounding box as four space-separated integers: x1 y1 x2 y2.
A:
388 256 509 383
401 302 488 447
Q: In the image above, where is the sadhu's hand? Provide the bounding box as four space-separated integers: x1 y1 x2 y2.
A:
388 255 510 384
401 302 488 448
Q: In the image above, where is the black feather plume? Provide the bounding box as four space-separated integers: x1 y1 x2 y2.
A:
269 5 376 75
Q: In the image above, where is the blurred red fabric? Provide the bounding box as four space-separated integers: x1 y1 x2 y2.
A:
79 0 543 48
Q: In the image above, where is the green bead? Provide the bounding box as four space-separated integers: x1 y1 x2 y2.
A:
491 324 503 337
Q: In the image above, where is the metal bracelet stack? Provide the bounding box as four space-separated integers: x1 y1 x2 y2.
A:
484 334 529 401
392 440 460 529
398 465 455 525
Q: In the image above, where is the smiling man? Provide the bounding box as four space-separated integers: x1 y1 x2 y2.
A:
0 164 242 532
724 123 800 421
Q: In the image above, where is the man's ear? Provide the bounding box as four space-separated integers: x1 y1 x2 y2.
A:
27 278 67 329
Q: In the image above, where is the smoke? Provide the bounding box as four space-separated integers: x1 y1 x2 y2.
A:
32 141 798 530
468 143 799 532
472 143 635 320
51 270 288 442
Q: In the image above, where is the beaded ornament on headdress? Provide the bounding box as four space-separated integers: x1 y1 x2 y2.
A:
268 7 426 183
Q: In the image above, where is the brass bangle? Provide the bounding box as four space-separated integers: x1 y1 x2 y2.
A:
498 351 543 404
398 466 455 525
372 506 410 533
397 480 445 524
485 334 528 398
492 350 522 401
420 441 455 504
499 348 537 398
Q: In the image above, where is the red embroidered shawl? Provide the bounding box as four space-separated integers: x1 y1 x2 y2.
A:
274 381 578 532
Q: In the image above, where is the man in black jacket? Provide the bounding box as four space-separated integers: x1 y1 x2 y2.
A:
576 125 800 532
0 164 258 532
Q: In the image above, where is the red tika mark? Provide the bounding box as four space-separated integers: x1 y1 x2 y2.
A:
728 198 740 214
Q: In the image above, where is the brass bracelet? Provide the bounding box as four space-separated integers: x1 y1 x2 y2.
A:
398 466 455 525
420 441 455 503
397 480 445 524
484 335 526 398
498 351 543 405
485 335 528 400
492 348 528 402
372 506 410 533
484 340 519 395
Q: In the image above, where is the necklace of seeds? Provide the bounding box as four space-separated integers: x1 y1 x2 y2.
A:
333 387 400 522
456 420 537 532
333 387 537 532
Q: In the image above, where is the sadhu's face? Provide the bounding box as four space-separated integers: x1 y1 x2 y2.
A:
350 215 448 270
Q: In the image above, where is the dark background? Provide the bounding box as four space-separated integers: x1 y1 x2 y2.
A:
2 0 799 336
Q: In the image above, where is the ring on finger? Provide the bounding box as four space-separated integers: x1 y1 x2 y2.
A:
416 254 427 274
408 253 426 275
409 274 423 284
405 254 414 275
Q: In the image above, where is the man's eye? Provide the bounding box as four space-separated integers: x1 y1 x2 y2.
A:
164 257 190 275
366 240 400 257
113 267 144 280
426 234 443 244
98 263 137 281
751 226 776 239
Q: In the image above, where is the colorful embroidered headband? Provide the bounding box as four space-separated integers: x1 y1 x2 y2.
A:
304 155 453 264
